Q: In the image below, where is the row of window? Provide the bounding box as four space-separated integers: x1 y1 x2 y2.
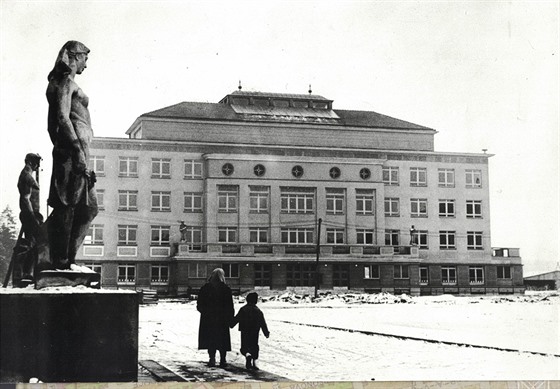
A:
102 187 483 218
90 156 483 188
383 167 482 188
86 224 486 250
87 262 512 286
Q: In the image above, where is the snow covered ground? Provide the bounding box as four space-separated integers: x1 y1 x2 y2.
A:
138 291 560 382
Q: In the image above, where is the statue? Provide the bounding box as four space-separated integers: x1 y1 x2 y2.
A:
179 221 187 242
409 225 417 246
45 40 98 270
11 154 45 286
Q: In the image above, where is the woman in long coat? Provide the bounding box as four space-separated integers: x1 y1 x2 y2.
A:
197 268 234 367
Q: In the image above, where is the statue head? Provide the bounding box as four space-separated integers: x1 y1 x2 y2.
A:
48 41 90 80
25 153 42 170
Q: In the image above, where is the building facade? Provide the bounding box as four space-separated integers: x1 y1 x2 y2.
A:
77 90 524 295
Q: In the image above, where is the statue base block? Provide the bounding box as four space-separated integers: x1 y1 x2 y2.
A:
0 288 138 382
35 270 101 289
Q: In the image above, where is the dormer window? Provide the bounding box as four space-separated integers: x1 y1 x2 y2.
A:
273 99 290 108
312 101 328 109
253 98 269 107
292 100 309 108
231 97 249 106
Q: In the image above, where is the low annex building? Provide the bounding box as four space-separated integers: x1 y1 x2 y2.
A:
77 90 524 295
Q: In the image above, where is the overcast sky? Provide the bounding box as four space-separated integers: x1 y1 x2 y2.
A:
0 1 557 276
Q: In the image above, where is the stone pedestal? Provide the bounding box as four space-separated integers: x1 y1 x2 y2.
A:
0 288 138 382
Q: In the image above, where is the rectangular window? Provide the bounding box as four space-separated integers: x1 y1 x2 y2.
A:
438 168 455 188
384 197 400 217
249 227 268 243
469 266 484 284
254 264 272 286
280 187 315 214
218 186 238 213
118 225 137 245
497 266 512 279
119 157 138 177
184 192 203 213
364 265 380 279
85 224 103 245
385 229 400 246
439 199 455 217
466 169 482 188
467 231 483 250
152 158 171 179
218 227 237 243
411 230 429 249
281 228 314 244
326 188 345 215
118 264 136 284
326 228 345 244
382 167 399 185
151 191 171 212
419 267 429 284
118 190 138 211
394 265 409 279
249 186 269 214
96 189 105 210
441 266 457 284
188 263 207 278
356 229 375 245
287 264 315 286
90 155 105 176
356 189 375 215
439 230 456 249
184 160 203 179
222 263 239 278
410 167 427 187
333 264 349 287
466 200 482 218
410 198 428 217
84 262 102 274
182 226 202 251
151 264 169 283
151 226 170 246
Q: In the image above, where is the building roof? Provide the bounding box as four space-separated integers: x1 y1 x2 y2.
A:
135 90 434 132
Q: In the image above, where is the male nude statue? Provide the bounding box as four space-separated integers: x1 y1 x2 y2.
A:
46 41 98 269
15 153 44 281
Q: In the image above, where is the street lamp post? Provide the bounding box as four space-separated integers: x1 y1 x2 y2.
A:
314 218 322 298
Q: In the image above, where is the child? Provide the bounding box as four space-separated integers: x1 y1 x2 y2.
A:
231 292 270 370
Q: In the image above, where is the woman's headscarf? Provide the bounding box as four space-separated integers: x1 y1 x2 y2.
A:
208 268 226 285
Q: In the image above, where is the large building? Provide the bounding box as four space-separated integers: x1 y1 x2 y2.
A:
77 90 524 295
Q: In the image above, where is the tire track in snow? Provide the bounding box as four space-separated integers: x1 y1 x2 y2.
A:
273 320 560 358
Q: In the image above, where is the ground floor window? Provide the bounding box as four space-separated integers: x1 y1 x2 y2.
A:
189 263 207 278
394 265 409 279
222 263 239 278
333 264 349 287
83 262 102 274
151 264 169 284
441 266 456 285
118 264 136 284
469 266 484 284
254 264 272 286
364 264 380 279
497 265 512 279
419 266 429 284
287 264 315 286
